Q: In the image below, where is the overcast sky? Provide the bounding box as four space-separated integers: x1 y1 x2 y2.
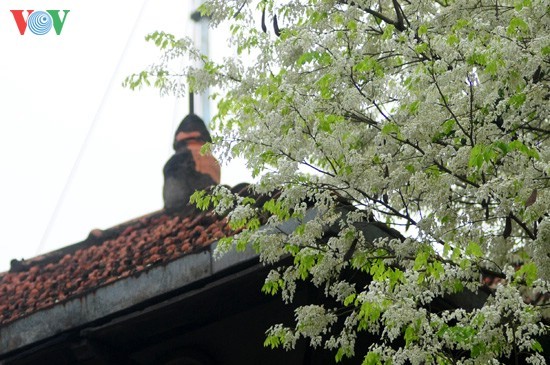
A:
0 0 250 272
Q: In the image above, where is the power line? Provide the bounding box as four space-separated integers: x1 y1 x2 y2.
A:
36 0 151 254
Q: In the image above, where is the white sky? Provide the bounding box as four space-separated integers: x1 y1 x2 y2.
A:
0 0 251 272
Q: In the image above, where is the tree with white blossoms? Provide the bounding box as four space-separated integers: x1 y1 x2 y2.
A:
125 0 550 363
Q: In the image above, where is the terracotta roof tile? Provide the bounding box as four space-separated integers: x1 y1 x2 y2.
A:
0 209 235 326
7 181 543 329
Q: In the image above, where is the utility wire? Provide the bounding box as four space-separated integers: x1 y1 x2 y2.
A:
36 0 151 254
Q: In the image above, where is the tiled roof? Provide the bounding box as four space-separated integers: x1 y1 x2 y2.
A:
0 209 233 326
1 181 547 329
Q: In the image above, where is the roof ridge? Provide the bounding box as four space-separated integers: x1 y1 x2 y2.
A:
7 210 166 274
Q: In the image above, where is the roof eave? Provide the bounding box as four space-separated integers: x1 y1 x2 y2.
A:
0 241 258 357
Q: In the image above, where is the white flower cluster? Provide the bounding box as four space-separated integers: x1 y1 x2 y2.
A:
137 0 550 362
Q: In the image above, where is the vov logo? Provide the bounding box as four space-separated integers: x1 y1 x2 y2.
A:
11 10 70 35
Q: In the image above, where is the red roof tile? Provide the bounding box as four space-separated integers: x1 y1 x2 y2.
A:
0 210 234 326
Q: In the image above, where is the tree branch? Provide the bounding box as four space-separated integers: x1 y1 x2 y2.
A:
510 213 537 240
392 0 406 30
338 0 406 31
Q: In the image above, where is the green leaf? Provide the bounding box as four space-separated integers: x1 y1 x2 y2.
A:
469 145 486 168
485 59 504 76
344 293 356 306
509 140 540 159
264 334 282 349
415 42 429 54
447 325 476 343
514 0 532 10
404 324 418 346
316 74 335 99
358 301 383 329
509 92 526 108
447 34 459 46
335 346 354 362
413 250 429 270
507 17 529 36
382 24 395 40
467 52 487 66
263 199 291 220
453 280 464 293
471 342 487 357
515 262 538 286
493 141 509 155
242 196 256 205
262 277 284 296
381 122 400 136
190 190 212 211
432 119 456 142
370 259 387 281
362 352 382 365
354 57 385 77
408 100 421 115
235 235 249 251
418 24 428 36
532 340 543 352
442 119 455 135
452 19 470 31
466 242 483 258
295 252 320 280
428 261 445 279
425 165 442 178
388 268 404 290
246 217 261 230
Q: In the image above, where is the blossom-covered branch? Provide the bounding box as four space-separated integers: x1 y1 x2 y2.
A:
128 0 550 363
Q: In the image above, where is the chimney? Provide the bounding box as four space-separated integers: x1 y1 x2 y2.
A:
163 113 220 212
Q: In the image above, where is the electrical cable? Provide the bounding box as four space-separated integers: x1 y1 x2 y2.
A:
36 0 151 254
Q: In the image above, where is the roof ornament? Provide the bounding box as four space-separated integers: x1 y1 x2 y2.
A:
163 93 220 212
163 2 217 213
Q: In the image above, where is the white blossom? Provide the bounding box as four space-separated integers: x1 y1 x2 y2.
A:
131 0 550 362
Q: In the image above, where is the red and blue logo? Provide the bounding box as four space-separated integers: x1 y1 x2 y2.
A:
11 10 70 35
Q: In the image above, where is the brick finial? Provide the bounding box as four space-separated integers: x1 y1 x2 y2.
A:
163 114 221 212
